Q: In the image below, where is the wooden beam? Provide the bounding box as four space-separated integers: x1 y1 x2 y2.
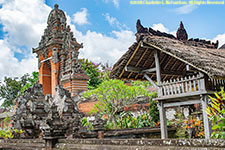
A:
125 66 141 72
134 73 140 80
159 53 168 66
119 42 141 78
171 59 180 70
125 66 156 73
144 42 209 77
40 57 52 63
143 68 157 73
136 48 149 66
159 55 170 70
144 74 158 88
142 49 154 68
164 100 201 108
163 56 173 70
161 70 184 76
127 72 133 79
176 61 186 72
127 47 149 79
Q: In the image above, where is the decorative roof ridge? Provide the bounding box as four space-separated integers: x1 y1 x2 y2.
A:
136 19 219 49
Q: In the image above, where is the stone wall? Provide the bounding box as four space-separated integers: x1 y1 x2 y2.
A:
0 138 224 150
0 139 45 150
54 139 225 150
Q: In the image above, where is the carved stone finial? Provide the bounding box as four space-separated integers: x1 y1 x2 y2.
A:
176 21 188 41
54 4 59 10
136 19 148 34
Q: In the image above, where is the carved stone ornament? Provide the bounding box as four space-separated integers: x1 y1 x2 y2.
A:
42 48 49 59
52 48 59 63
72 62 83 74
72 51 79 61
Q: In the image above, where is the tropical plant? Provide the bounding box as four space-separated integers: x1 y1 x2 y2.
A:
174 110 187 138
206 88 225 139
104 112 157 129
81 117 94 131
0 128 24 139
80 59 103 90
131 80 152 88
3 115 11 128
20 71 39 95
184 116 204 138
82 79 158 129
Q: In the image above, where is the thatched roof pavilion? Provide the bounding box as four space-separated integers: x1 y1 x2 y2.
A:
110 20 224 140
110 21 223 81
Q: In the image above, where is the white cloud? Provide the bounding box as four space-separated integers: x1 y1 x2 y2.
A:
102 0 120 8
103 13 129 30
175 5 197 14
0 0 50 79
72 8 89 25
67 14 135 63
113 0 119 8
212 33 225 48
0 0 5 4
77 30 135 63
0 39 37 80
151 23 176 36
152 23 169 33
0 0 51 48
0 0 135 80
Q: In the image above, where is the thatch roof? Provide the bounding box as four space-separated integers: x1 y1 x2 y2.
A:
110 33 225 81
219 44 225 49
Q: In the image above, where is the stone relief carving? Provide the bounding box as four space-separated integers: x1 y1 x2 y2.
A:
42 48 49 59
52 48 59 63
72 62 82 74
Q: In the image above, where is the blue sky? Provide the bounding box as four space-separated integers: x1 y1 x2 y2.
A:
45 0 225 39
0 0 224 79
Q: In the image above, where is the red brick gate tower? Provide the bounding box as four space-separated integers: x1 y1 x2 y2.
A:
33 4 89 96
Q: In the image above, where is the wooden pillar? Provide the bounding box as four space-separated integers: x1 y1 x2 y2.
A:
201 94 212 139
154 51 167 139
199 72 206 92
158 101 168 139
154 51 162 96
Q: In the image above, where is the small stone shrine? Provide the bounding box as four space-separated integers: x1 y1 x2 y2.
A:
12 4 88 139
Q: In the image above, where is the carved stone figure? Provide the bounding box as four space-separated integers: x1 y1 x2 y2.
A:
176 21 188 41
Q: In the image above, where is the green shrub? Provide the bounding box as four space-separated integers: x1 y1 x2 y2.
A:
206 88 225 139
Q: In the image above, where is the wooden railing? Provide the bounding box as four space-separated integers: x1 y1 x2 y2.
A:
158 73 204 97
208 78 225 91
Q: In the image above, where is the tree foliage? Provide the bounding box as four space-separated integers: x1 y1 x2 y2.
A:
80 59 103 90
82 79 158 128
0 72 38 108
80 59 112 90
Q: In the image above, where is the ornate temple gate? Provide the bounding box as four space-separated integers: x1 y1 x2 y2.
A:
32 4 89 97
